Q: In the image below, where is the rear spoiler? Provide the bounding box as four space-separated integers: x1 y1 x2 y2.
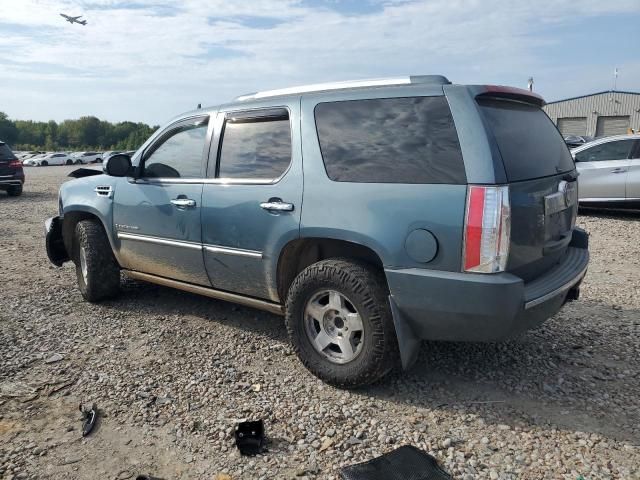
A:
471 85 545 107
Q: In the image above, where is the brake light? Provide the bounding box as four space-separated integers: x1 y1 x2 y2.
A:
463 185 510 273
8 160 22 168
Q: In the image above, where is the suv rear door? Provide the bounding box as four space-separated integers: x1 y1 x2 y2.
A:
474 94 578 281
200 100 302 302
573 138 635 201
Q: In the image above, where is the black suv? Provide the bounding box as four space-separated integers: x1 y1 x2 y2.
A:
0 141 24 196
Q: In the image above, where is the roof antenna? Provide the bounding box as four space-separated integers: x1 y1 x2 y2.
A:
527 77 534 92
197 103 202 109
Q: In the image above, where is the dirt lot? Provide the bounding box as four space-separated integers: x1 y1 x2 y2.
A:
1 166 639 480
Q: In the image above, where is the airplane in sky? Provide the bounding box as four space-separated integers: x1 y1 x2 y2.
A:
60 13 87 25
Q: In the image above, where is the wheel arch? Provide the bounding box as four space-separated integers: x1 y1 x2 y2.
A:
61 209 115 261
276 236 385 303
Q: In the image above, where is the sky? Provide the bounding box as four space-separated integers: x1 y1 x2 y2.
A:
0 0 639 125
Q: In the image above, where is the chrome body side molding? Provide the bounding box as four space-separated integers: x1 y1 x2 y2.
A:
117 232 263 258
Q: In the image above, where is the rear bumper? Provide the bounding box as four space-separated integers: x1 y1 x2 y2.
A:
45 216 70 267
386 229 589 342
0 174 24 188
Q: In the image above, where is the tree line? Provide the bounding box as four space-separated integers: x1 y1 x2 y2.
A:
0 111 158 151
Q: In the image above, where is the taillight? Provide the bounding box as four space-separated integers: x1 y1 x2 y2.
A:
9 160 22 168
463 185 510 273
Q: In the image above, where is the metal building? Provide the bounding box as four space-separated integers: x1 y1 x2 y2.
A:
543 90 640 137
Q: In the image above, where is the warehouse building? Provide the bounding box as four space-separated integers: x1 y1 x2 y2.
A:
543 90 640 137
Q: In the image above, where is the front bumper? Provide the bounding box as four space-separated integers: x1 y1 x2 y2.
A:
45 216 69 266
386 229 589 343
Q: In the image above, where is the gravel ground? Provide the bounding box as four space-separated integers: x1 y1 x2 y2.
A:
1 166 639 480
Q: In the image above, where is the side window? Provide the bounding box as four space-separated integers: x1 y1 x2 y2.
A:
574 140 634 162
216 109 291 179
314 96 466 184
143 121 208 178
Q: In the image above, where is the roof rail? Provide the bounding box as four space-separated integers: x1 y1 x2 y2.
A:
235 75 450 101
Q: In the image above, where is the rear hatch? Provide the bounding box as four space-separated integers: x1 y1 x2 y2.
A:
0 142 18 176
476 93 578 282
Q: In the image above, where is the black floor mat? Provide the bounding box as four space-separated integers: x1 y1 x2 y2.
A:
340 445 452 480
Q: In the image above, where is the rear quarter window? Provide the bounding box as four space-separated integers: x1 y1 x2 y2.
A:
478 99 575 182
0 143 16 160
314 96 466 184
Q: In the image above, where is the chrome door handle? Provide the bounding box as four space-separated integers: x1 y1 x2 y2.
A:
260 201 294 212
170 198 196 208
611 168 627 174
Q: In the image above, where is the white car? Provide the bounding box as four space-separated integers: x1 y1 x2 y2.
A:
31 153 73 166
70 152 103 164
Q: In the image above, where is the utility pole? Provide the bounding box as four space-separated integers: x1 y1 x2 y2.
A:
527 77 534 92
613 67 618 91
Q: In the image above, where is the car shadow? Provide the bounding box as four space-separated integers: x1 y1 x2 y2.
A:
360 300 640 444
104 277 289 343
100 279 639 444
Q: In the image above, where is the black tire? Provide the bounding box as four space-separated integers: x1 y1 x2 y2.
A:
66 159 73 165
73 220 121 302
285 258 399 388
41 160 48 166
6 185 22 196
75 160 82 165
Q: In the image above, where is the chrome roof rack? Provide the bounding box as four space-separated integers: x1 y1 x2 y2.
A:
235 75 450 101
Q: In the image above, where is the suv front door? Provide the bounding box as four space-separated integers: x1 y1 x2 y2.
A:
574 138 635 200
201 102 302 301
113 116 211 285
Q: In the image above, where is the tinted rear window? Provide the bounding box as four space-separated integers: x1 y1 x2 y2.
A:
479 99 574 182
0 143 16 160
314 96 466 184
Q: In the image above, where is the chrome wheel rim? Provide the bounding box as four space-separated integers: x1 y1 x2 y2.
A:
79 246 88 283
304 290 364 364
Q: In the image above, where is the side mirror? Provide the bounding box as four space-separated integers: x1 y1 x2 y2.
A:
103 154 132 177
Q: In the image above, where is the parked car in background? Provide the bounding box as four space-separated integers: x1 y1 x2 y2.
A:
572 134 640 205
71 152 103 164
30 152 73 166
565 135 594 148
46 76 589 387
100 151 122 163
0 141 25 196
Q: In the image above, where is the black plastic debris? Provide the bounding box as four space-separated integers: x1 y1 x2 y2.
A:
68 168 103 179
136 475 164 480
79 403 98 437
340 445 451 480
235 420 266 456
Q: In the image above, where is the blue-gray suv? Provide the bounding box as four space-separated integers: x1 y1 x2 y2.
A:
45 76 589 387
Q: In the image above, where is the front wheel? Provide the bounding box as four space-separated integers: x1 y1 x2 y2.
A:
285 259 399 388
40 160 48 166
73 220 121 302
66 159 73 165
75 160 83 165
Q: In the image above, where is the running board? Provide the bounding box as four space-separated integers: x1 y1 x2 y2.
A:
123 270 284 316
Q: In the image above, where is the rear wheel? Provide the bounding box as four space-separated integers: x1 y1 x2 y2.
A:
73 220 121 302
75 160 83 165
285 259 399 388
6 185 22 196
40 160 48 166
66 159 73 165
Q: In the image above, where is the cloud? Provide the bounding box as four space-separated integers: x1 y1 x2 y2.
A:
0 0 638 123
